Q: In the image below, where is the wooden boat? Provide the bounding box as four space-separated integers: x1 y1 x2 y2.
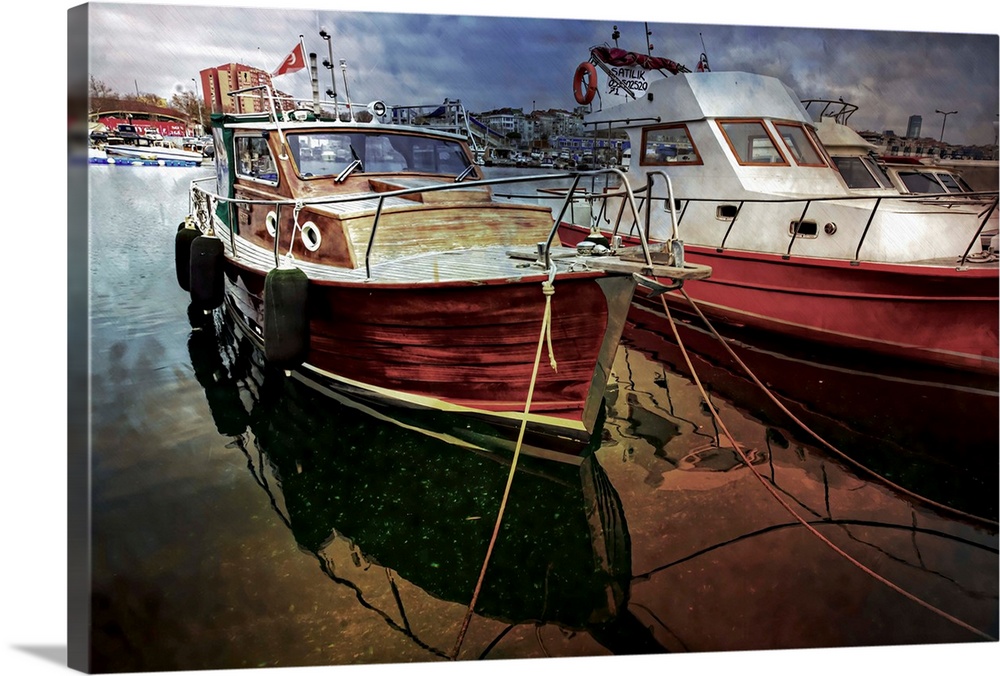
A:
557 46 999 376
176 80 710 462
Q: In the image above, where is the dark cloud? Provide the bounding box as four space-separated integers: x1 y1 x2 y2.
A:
86 2 998 145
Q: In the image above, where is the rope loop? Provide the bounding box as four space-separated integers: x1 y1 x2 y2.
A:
541 278 557 372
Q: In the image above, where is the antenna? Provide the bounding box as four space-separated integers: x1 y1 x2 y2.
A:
340 59 354 121
309 52 321 115
697 32 711 72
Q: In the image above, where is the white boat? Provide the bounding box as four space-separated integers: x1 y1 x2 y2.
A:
106 141 205 165
556 45 999 375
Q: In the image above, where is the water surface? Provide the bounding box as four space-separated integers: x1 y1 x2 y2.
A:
84 163 998 672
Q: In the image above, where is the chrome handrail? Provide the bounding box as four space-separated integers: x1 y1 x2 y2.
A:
188 172 997 277
591 184 998 265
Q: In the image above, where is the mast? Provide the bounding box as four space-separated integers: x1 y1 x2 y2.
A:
319 26 341 120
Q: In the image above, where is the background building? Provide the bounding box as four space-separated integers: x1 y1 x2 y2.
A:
199 63 295 114
906 115 922 139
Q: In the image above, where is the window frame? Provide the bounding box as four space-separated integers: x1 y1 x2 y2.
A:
773 121 828 167
639 123 703 167
233 133 279 186
717 118 789 166
287 130 475 180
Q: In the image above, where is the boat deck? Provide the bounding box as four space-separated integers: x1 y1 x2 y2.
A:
225 233 585 285
221 231 711 286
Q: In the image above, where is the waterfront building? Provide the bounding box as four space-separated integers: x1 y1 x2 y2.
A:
88 98 192 137
199 63 296 114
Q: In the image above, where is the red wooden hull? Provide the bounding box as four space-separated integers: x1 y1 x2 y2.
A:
222 259 635 456
560 223 999 376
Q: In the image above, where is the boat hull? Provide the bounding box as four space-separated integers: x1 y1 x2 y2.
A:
106 144 204 164
222 258 636 460
560 223 999 375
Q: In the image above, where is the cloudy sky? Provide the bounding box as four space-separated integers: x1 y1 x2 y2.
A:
76 0 999 145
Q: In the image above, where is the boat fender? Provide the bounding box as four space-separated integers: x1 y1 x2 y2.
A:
573 62 598 105
189 234 225 310
175 222 201 291
263 266 310 369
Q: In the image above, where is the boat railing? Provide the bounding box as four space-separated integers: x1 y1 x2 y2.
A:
586 184 998 266
188 167 674 279
801 98 859 126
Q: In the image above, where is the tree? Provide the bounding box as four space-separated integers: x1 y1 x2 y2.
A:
170 90 206 129
89 76 116 116
89 75 115 99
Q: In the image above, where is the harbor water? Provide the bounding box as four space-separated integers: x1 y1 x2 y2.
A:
83 163 997 672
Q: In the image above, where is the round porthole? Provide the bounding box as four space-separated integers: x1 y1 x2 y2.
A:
301 221 321 251
265 211 278 237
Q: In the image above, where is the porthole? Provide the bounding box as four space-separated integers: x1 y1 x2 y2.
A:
265 211 278 237
789 220 818 238
716 204 739 220
301 221 321 251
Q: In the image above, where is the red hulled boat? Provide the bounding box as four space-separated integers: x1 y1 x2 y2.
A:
177 80 709 463
556 46 998 376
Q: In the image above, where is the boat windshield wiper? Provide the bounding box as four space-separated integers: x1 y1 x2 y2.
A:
335 145 363 183
454 163 475 183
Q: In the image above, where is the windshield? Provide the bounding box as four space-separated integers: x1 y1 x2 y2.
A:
287 131 472 179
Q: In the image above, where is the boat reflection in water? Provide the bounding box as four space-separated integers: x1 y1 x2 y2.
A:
185 305 667 659
622 297 999 523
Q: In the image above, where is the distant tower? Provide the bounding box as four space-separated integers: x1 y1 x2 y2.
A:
906 115 922 139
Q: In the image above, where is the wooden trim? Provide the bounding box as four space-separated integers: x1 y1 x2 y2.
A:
639 123 704 167
716 118 790 167
773 120 829 167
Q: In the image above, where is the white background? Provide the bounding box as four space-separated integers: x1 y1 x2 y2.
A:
3 1 997 675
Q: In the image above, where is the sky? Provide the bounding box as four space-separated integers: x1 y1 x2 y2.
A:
77 0 999 145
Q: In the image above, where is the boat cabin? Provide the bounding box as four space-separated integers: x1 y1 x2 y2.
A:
573 68 995 264
208 111 558 272
879 156 976 195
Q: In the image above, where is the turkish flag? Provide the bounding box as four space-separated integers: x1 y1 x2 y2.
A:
273 42 305 77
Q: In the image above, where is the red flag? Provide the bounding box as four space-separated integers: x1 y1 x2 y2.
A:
272 42 305 77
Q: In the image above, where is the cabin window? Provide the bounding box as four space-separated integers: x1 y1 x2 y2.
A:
774 123 826 166
640 125 702 166
789 220 818 238
716 204 739 220
898 170 946 194
718 120 788 165
936 173 969 193
235 135 278 185
866 157 894 188
288 131 473 178
831 157 883 189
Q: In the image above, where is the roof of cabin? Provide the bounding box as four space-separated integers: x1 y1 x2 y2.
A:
587 71 813 127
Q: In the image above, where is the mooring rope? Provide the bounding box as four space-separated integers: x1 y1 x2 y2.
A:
676 287 998 530
450 276 559 660
658 292 996 641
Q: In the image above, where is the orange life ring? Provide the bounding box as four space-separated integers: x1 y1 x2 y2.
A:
573 62 598 105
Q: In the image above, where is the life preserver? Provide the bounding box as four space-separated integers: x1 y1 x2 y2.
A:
573 62 598 105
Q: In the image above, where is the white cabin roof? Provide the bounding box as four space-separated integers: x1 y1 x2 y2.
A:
588 71 813 126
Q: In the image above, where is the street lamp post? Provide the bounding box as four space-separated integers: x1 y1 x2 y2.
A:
935 109 957 143
191 77 204 133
